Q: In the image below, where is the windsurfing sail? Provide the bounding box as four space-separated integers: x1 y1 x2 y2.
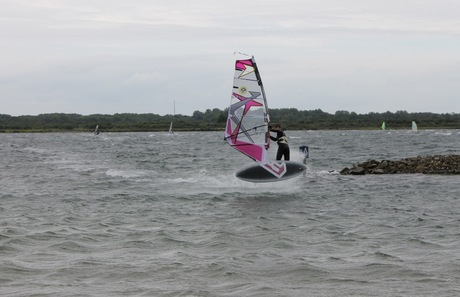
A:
224 56 270 163
412 121 418 132
94 125 99 135
169 101 175 134
381 122 386 130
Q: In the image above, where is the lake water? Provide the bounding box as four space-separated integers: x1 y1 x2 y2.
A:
1 129 459 296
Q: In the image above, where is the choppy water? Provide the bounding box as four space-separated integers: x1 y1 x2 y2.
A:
1 130 460 296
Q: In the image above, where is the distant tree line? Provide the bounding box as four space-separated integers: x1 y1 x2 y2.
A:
0 109 459 132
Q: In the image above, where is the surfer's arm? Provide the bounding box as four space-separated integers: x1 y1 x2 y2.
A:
270 130 283 141
269 130 280 141
270 131 288 143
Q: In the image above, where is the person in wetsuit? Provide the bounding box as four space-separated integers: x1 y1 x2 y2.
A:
269 123 290 161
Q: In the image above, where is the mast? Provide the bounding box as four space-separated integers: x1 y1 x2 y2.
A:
251 56 270 149
251 56 269 122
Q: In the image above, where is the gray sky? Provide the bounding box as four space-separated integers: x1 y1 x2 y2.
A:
1 0 460 116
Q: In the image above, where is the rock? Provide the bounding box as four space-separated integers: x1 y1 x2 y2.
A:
340 167 350 175
350 167 366 175
340 155 460 175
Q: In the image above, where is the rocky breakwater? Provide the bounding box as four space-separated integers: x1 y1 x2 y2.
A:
340 155 460 175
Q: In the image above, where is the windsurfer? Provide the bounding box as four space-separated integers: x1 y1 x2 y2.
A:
269 123 290 161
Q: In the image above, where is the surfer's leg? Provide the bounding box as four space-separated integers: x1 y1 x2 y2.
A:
283 145 290 161
276 148 282 160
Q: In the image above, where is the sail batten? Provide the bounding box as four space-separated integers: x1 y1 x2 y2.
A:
225 56 270 163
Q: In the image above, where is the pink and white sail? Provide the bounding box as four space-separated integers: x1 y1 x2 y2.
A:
224 56 270 163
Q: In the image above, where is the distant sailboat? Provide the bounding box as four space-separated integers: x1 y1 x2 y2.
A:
381 122 386 130
94 125 100 135
412 121 418 132
169 101 175 134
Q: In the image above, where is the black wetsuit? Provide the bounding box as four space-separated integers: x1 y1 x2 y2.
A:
270 130 290 161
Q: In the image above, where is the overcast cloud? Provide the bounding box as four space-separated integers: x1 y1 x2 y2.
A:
1 0 460 116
